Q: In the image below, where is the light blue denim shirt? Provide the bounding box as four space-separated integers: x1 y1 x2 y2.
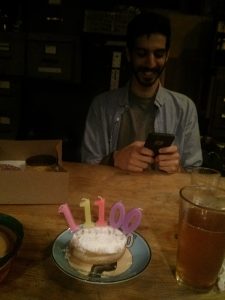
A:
81 84 202 168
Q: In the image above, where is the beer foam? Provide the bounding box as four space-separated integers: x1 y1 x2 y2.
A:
0 230 10 257
218 259 225 291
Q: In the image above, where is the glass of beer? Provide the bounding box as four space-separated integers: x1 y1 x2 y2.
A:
176 185 225 292
190 167 221 187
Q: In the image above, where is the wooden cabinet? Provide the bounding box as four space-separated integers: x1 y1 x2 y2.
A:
0 1 82 147
0 32 25 76
0 77 21 138
208 19 225 141
0 0 224 159
27 33 81 83
208 67 225 140
0 31 25 138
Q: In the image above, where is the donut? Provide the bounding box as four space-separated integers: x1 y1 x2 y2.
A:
25 154 57 171
0 164 21 171
67 226 127 266
26 155 57 166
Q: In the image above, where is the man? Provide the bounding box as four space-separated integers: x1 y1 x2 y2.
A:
81 12 202 173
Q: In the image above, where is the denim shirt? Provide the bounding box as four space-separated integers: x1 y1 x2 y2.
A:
81 84 202 168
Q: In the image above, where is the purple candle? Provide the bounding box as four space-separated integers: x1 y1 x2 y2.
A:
109 201 126 229
122 208 142 235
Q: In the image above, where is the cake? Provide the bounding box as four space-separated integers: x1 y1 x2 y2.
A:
26 154 57 166
25 154 58 171
58 201 140 276
67 226 127 266
0 164 21 171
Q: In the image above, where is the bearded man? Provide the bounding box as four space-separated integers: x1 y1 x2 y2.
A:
81 12 202 173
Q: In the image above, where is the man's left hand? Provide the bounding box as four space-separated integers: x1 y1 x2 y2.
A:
154 145 181 173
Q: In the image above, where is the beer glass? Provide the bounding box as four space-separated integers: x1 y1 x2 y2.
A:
188 167 221 187
176 185 225 291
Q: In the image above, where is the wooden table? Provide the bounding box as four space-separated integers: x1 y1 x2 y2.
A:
1 162 225 300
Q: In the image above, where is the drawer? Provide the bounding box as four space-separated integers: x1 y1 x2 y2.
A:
27 35 81 82
0 78 21 96
0 32 25 76
26 0 82 35
0 95 20 138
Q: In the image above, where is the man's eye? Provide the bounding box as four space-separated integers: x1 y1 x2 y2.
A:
136 50 147 57
135 49 167 59
154 50 166 58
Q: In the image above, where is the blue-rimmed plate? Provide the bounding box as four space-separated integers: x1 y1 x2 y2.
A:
52 230 151 284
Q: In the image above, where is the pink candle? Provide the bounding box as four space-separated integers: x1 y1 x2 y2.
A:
95 196 107 226
109 201 126 229
122 208 142 235
80 198 94 228
58 203 79 232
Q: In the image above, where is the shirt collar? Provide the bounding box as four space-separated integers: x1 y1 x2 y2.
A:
155 84 167 108
119 82 130 106
119 81 167 107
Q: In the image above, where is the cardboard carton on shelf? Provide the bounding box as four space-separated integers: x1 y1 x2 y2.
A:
0 140 69 204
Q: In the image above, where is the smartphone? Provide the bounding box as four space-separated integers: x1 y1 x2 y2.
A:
144 132 175 155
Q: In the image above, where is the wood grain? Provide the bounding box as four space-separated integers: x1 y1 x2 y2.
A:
0 162 225 300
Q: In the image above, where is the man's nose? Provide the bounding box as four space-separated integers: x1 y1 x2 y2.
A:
145 53 157 68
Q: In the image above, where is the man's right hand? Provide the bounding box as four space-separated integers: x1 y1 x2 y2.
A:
113 141 154 172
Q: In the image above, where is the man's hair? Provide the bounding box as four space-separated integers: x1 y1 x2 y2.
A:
126 12 171 51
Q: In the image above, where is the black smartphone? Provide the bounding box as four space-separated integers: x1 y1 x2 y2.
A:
144 132 175 155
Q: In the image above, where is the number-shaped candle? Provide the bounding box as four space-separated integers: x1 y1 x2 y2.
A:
58 203 79 232
122 208 142 235
95 196 107 226
109 202 126 229
80 198 94 228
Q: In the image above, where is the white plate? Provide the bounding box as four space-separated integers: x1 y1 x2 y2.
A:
52 229 151 284
0 160 26 169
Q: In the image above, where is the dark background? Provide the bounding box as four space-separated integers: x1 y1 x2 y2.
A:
0 0 225 169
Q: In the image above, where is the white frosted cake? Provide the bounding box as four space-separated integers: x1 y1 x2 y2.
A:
67 226 127 266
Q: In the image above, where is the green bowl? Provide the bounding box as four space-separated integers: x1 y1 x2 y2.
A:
0 213 24 282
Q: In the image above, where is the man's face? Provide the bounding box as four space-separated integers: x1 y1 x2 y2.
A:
127 34 169 87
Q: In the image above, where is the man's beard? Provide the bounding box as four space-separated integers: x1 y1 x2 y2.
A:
132 65 166 87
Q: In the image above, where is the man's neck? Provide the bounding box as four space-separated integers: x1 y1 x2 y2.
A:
130 78 159 98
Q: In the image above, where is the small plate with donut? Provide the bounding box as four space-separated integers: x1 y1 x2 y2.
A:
0 160 25 171
52 229 151 284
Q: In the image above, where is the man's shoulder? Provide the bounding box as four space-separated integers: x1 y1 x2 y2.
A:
94 86 128 104
159 86 195 107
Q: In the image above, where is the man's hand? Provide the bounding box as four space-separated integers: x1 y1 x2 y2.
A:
113 141 154 172
154 145 181 173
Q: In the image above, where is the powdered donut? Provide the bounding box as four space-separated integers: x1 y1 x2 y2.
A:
0 164 21 171
26 154 57 166
67 226 127 266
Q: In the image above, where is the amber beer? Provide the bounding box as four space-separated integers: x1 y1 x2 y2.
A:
176 185 225 291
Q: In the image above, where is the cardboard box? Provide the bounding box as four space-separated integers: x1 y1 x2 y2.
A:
0 140 69 204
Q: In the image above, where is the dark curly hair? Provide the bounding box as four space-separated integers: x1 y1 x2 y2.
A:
126 12 171 51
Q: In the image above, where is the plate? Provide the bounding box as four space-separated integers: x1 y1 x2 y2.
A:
0 160 26 169
52 229 151 284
